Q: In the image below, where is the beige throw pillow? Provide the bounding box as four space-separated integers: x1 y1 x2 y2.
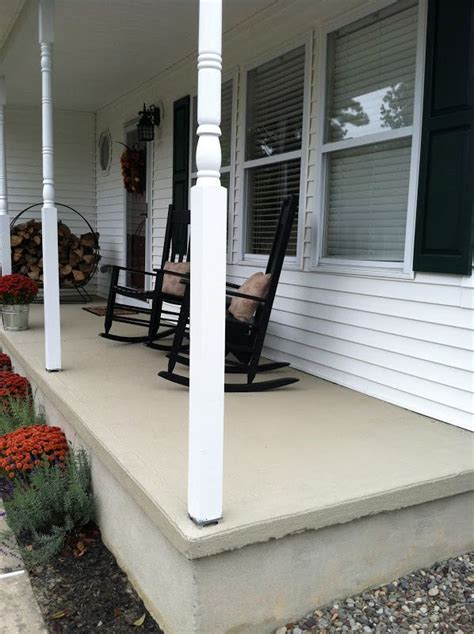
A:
228 272 271 321
162 261 190 297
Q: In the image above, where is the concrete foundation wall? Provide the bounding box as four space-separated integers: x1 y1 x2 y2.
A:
194 491 474 633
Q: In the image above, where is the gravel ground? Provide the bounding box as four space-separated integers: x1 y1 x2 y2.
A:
276 553 473 633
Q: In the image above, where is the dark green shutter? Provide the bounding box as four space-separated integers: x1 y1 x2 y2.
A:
413 0 474 275
172 96 190 211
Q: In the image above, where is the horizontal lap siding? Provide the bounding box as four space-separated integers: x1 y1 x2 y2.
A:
95 0 473 430
5 107 96 294
227 264 474 430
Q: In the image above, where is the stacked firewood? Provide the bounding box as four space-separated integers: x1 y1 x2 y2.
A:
10 220 99 287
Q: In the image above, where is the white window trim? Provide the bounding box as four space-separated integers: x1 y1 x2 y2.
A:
237 32 312 270
189 69 238 263
311 0 428 277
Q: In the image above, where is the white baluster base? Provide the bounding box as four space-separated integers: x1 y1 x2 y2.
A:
41 205 61 371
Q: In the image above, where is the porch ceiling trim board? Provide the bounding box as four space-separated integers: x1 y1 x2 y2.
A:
0 75 11 274
38 0 61 371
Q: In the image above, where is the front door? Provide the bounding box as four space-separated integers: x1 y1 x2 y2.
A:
123 126 150 307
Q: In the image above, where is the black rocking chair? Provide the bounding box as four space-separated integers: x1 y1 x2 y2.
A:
100 204 190 347
158 195 300 392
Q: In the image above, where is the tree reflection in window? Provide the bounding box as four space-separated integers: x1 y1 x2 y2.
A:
380 83 411 129
329 99 370 141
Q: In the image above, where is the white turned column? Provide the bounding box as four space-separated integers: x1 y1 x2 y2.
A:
0 77 11 276
39 0 61 371
188 0 226 525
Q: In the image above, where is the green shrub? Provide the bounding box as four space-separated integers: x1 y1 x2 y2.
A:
1 448 95 565
0 397 44 437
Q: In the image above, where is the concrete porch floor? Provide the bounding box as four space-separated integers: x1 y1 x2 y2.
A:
1 303 472 558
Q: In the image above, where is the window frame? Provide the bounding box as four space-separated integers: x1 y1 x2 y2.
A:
312 0 428 277
189 70 238 264
238 34 312 269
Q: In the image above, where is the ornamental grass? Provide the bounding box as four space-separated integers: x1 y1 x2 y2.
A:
1 446 95 565
0 396 43 437
0 362 42 435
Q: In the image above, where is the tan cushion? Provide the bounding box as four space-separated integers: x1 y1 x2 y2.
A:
162 261 190 297
228 272 271 322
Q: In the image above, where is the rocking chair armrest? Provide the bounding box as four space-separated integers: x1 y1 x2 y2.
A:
153 268 190 280
104 264 156 277
225 281 240 289
225 289 266 303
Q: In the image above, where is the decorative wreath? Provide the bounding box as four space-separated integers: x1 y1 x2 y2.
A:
119 143 146 196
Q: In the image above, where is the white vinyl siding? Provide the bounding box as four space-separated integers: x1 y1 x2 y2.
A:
94 0 472 430
5 106 96 294
243 45 306 257
320 0 418 265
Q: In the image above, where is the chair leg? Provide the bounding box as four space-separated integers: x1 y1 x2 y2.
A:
147 293 163 343
104 266 119 335
167 297 189 373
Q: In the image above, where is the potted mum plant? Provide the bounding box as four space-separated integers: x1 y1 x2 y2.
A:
0 273 38 331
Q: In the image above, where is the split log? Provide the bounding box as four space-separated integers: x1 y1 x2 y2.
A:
11 235 23 247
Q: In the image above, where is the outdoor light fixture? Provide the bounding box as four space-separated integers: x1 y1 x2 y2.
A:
137 103 161 142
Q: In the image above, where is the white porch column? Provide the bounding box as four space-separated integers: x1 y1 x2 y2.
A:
188 0 226 525
0 77 12 276
39 0 61 371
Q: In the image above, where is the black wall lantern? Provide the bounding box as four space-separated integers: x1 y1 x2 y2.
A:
137 103 161 142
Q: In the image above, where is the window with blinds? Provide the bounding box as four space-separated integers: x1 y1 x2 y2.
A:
244 46 306 256
322 0 419 265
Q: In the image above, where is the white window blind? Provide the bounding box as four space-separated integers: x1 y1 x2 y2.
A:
327 2 418 142
244 45 305 256
247 159 301 255
327 139 411 260
322 0 418 265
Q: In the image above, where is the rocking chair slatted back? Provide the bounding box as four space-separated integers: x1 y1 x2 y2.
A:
233 194 298 379
161 205 190 265
101 203 190 346
257 194 298 326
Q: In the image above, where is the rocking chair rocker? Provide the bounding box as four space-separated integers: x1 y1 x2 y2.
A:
158 195 299 392
100 204 190 347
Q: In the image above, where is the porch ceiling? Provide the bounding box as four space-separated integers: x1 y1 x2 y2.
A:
0 0 279 111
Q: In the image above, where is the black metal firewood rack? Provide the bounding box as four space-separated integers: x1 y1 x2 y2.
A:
10 202 100 303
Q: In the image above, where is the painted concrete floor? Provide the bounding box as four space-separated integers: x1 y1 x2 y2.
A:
1 303 472 558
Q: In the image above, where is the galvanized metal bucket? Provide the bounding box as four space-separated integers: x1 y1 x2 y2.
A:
1 304 30 331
